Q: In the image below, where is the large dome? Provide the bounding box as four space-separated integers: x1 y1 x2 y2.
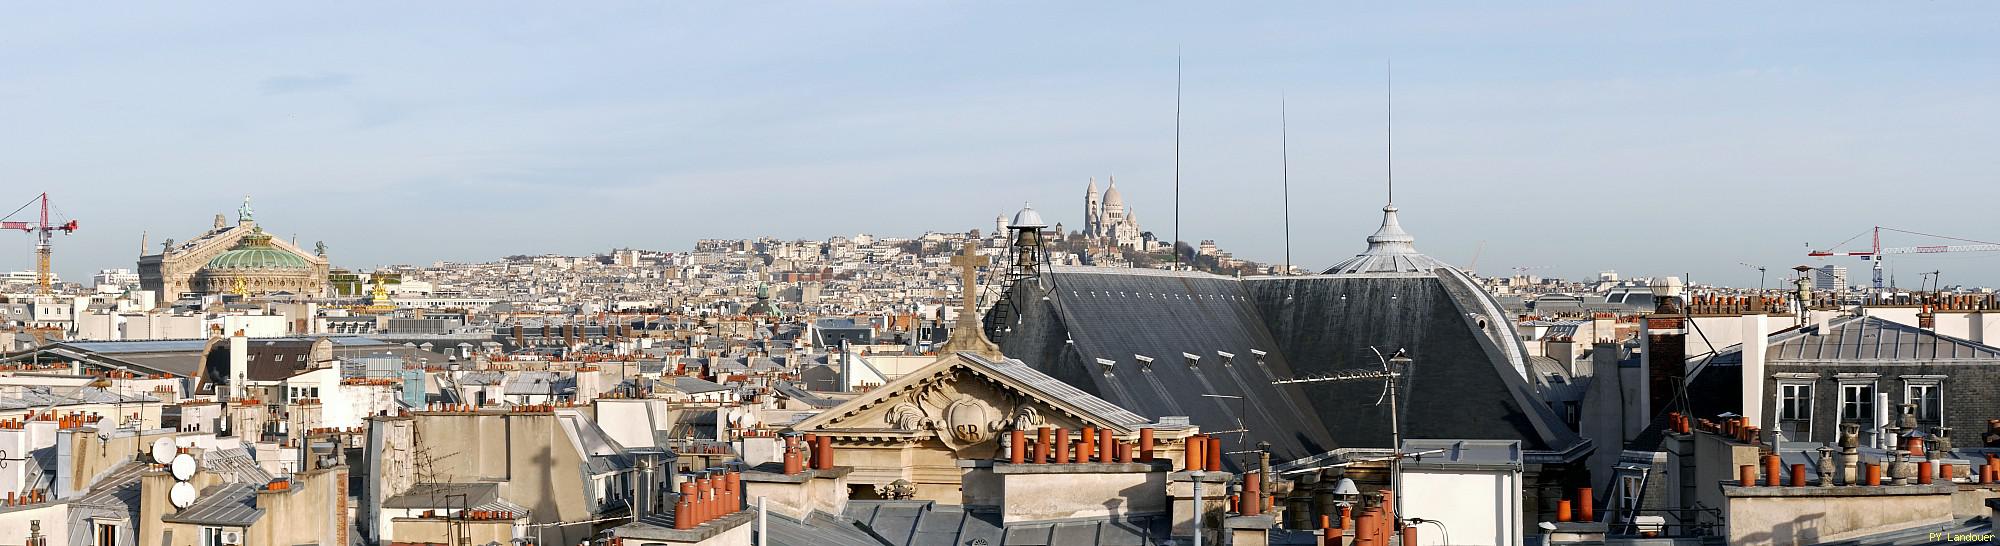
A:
205 229 310 270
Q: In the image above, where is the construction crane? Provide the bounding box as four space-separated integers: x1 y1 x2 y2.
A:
1807 226 2000 292
1 193 80 295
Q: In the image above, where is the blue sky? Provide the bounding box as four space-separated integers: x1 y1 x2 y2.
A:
5 3 1998 287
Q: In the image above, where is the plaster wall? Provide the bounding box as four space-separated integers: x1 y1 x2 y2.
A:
1952 487 2000 519
742 475 849 521
1401 469 1520 546
412 412 596 546
999 471 1165 524
1692 432 1761 515
0 505 70 546
244 468 347 546
1725 491 1950 546
391 518 520 545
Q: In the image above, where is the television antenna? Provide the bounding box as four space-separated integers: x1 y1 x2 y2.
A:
1273 347 1412 523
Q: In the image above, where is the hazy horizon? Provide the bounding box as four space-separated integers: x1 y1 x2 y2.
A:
6 3 1999 287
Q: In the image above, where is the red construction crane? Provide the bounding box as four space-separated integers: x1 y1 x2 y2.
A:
1 193 80 295
1807 226 2000 292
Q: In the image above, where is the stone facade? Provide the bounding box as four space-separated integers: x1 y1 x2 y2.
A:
1760 360 2000 446
138 198 329 303
789 352 1170 502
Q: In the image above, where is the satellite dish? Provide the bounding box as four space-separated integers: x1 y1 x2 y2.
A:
150 438 176 464
169 481 198 508
170 453 197 481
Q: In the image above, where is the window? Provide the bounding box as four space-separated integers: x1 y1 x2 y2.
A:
1777 382 1816 439
1841 383 1875 421
1616 474 1645 514
1907 382 1942 425
200 527 225 546
1779 383 1813 421
96 522 118 546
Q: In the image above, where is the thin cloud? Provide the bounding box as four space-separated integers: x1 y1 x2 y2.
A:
261 73 354 95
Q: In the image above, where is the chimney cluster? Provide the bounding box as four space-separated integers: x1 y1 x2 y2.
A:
0 412 100 430
673 469 742 530
1867 292 1998 310
782 434 834 474
1183 434 1222 472
1337 491 1407 546
1313 508 1356 545
1003 426 1159 465
1684 294 1792 315
1695 416 1762 446
1554 486 1594 522
37 413 104 430
3 489 49 506
1233 470 1266 517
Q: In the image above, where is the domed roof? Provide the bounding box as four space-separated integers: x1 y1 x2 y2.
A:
1321 204 1450 275
1009 202 1047 229
205 229 311 270
1103 178 1124 207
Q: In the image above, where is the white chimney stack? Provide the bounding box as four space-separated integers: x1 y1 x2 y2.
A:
229 330 249 400
1740 313 1768 432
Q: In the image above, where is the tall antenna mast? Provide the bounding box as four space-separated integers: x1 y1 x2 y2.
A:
1386 61 1394 206
1281 93 1292 275
1174 52 1183 271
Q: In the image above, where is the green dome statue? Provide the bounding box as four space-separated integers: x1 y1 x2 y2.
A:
205 228 311 270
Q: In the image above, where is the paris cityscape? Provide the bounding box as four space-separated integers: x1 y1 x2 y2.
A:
4 4 2000 546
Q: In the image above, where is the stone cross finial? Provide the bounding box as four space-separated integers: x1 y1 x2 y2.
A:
950 245 984 323
938 244 1004 358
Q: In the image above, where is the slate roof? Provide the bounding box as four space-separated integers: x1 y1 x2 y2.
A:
1688 315 2000 367
458 371 506 386
0 386 160 410
989 267 1337 464
161 483 264 526
202 447 273 484
504 371 575 396
760 509 888 546
671 376 731 394
1527 355 1589 403
1772 315 2000 361
69 462 147 546
772 382 842 409
384 482 500 509
989 203 1587 465
844 500 1171 546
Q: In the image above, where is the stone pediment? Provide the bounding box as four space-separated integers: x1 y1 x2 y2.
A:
148 222 329 268
792 353 1150 453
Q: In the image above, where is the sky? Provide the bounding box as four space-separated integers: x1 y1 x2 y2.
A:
4 3 1999 288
